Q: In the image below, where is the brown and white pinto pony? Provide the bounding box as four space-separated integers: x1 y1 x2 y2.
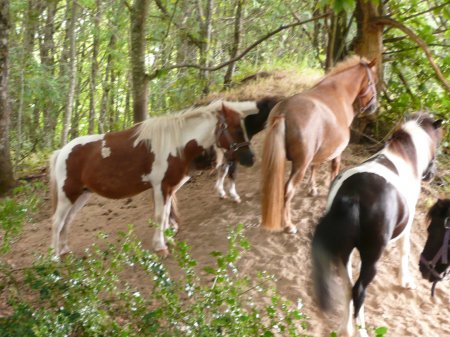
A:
261 56 378 233
49 101 255 257
312 113 442 337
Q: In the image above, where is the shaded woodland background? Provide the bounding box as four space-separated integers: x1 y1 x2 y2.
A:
0 0 449 193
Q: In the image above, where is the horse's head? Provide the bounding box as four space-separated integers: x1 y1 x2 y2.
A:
215 103 255 167
418 116 443 181
419 199 450 285
355 59 378 115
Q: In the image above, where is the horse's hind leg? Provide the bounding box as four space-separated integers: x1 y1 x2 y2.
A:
330 156 341 183
227 161 241 203
283 162 308 234
398 222 416 289
308 165 318 196
59 192 90 255
352 251 381 337
337 259 355 337
51 194 73 257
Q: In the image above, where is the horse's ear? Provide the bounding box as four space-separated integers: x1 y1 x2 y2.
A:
368 58 377 68
433 119 443 129
220 103 234 119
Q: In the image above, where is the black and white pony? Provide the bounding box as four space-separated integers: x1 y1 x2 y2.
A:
311 113 442 337
419 198 450 296
214 96 283 202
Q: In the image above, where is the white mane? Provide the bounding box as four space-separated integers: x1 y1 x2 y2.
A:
133 100 249 154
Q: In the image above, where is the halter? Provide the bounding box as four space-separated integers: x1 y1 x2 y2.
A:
215 113 250 153
420 216 450 296
357 63 377 113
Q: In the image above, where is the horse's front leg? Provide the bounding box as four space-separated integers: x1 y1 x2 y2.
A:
399 222 416 289
215 163 229 199
151 185 170 257
227 161 241 203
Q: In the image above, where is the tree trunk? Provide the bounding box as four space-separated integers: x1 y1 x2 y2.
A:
198 0 213 94
61 1 77 145
325 10 347 70
223 0 243 89
350 0 384 143
130 0 150 123
353 0 383 78
0 0 14 194
88 0 101 134
40 0 58 148
99 31 116 133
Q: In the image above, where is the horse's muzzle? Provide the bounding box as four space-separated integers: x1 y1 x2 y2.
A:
419 261 434 282
238 149 255 167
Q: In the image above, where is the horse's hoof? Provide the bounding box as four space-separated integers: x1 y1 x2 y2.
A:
358 328 369 337
232 196 241 203
402 280 417 289
156 248 170 258
284 225 298 234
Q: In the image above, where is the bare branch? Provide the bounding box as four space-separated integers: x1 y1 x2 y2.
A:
146 11 332 80
373 16 450 93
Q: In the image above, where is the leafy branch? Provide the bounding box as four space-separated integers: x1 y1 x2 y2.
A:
146 11 332 80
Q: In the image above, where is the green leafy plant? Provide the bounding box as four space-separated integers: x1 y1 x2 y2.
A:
0 182 41 253
0 225 309 337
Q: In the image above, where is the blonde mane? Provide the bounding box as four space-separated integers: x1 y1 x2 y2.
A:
133 100 244 154
313 55 369 87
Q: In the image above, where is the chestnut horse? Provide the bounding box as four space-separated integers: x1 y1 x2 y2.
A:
49 102 254 257
419 198 450 296
261 56 378 233
312 114 442 336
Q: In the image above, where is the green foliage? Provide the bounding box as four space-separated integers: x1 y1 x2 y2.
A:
0 182 41 253
0 225 309 337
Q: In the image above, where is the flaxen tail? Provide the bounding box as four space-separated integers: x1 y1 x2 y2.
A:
261 115 286 231
49 150 61 215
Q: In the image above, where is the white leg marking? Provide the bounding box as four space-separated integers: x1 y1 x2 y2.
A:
215 164 229 199
59 192 90 256
51 196 72 257
338 261 354 337
229 181 241 203
399 222 416 289
152 186 167 252
356 305 369 337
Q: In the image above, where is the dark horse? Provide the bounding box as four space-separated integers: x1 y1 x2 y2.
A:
312 113 442 337
49 102 254 258
215 96 283 202
261 56 378 233
419 198 450 295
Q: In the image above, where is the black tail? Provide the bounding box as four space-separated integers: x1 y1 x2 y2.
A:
311 196 359 313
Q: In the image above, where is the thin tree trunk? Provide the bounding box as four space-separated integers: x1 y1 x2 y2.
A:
88 0 101 134
61 1 77 145
223 0 243 89
99 31 116 133
130 0 150 123
0 0 14 194
40 0 57 148
198 0 213 94
353 0 383 79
